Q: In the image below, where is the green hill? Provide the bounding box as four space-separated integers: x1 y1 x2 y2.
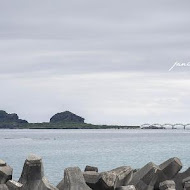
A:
0 110 139 129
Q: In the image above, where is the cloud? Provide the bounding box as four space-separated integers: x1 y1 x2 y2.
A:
0 72 190 125
0 0 190 124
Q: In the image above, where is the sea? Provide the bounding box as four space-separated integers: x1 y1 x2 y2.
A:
1 129 190 185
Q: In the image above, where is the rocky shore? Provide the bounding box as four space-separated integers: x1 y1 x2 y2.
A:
0 154 190 190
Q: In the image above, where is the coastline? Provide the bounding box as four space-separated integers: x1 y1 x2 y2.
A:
0 122 140 129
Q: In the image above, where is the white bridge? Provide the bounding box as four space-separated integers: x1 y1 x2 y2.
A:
141 123 190 129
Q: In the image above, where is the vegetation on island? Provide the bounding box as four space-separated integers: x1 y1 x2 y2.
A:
0 110 140 129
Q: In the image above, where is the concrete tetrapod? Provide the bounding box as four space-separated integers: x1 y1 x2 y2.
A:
129 162 161 190
0 160 13 184
159 180 175 190
115 185 136 190
159 158 182 179
155 157 182 189
6 180 23 190
99 166 133 190
182 177 190 190
19 154 58 190
83 171 101 190
184 182 190 190
57 167 92 190
173 168 190 190
0 184 9 190
84 166 98 173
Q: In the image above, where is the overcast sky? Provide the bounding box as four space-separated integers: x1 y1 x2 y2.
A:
0 0 190 125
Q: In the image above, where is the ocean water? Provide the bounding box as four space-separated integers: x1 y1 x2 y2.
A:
1 129 190 185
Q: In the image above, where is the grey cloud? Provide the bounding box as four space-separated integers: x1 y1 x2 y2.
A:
0 38 190 77
0 72 190 124
0 0 190 124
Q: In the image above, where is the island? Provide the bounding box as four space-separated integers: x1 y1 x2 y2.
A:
0 110 139 129
0 110 28 128
50 111 85 123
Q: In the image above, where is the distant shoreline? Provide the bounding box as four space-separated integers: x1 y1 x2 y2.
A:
0 122 140 129
0 110 141 129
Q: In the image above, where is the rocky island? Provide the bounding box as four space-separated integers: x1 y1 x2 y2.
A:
0 154 189 190
50 111 85 123
0 110 139 129
0 110 28 129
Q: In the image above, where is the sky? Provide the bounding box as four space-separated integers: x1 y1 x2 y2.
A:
0 0 190 125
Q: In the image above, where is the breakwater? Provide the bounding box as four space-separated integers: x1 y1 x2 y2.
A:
0 154 190 190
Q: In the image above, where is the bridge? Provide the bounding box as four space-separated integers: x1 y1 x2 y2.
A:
141 123 190 129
